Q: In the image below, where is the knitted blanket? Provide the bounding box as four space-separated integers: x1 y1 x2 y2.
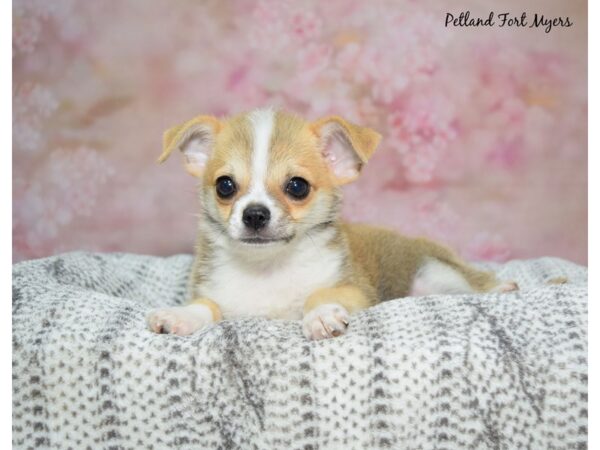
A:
12 252 587 449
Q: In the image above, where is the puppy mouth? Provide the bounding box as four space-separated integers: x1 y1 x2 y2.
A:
239 235 295 245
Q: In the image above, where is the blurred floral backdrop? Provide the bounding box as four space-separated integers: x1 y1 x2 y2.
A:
13 0 587 263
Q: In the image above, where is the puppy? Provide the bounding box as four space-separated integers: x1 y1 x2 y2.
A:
147 108 517 340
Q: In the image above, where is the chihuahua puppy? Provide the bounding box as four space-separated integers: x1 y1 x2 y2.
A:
147 108 517 340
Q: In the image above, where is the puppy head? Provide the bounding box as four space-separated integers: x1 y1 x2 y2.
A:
159 109 381 252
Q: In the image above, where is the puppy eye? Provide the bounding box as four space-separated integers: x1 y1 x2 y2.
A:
215 176 237 199
285 177 310 200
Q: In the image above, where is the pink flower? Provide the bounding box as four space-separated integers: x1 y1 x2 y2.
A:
465 233 512 262
290 10 322 43
11 0 587 264
14 147 114 257
13 16 41 54
387 95 457 183
13 84 59 154
486 138 523 170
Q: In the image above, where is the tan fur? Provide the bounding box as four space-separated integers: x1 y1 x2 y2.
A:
154 109 513 340
265 112 338 221
202 115 253 222
189 298 223 321
159 115 222 177
304 285 372 314
547 276 568 285
338 223 500 303
311 115 382 184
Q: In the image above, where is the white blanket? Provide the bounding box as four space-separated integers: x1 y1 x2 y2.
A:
12 252 587 449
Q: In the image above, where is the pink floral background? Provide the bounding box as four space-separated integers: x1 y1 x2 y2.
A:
13 0 587 263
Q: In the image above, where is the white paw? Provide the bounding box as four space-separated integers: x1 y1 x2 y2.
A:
303 303 350 340
146 304 213 336
492 281 519 293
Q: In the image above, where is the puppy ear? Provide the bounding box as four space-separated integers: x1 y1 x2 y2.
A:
157 115 221 177
311 116 381 184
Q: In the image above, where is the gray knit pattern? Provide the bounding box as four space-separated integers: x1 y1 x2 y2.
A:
13 252 587 449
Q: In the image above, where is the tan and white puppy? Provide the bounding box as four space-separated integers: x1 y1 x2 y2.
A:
147 108 517 340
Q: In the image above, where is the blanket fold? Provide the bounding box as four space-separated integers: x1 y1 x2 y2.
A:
13 252 587 449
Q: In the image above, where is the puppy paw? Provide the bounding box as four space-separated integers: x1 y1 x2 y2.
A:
147 304 213 336
492 281 519 293
547 276 568 285
303 303 350 340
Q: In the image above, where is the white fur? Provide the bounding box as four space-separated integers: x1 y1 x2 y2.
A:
410 258 474 296
247 108 274 195
321 122 362 180
229 108 283 238
146 304 213 336
302 303 350 340
200 228 344 320
183 136 209 167
179 124 214 171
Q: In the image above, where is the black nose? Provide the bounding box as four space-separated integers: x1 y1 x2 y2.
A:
242 204 271 231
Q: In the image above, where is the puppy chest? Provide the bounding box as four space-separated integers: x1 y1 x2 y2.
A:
200 249 344 320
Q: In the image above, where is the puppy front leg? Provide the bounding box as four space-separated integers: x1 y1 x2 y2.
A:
302 285 371 340
147 298 222 336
